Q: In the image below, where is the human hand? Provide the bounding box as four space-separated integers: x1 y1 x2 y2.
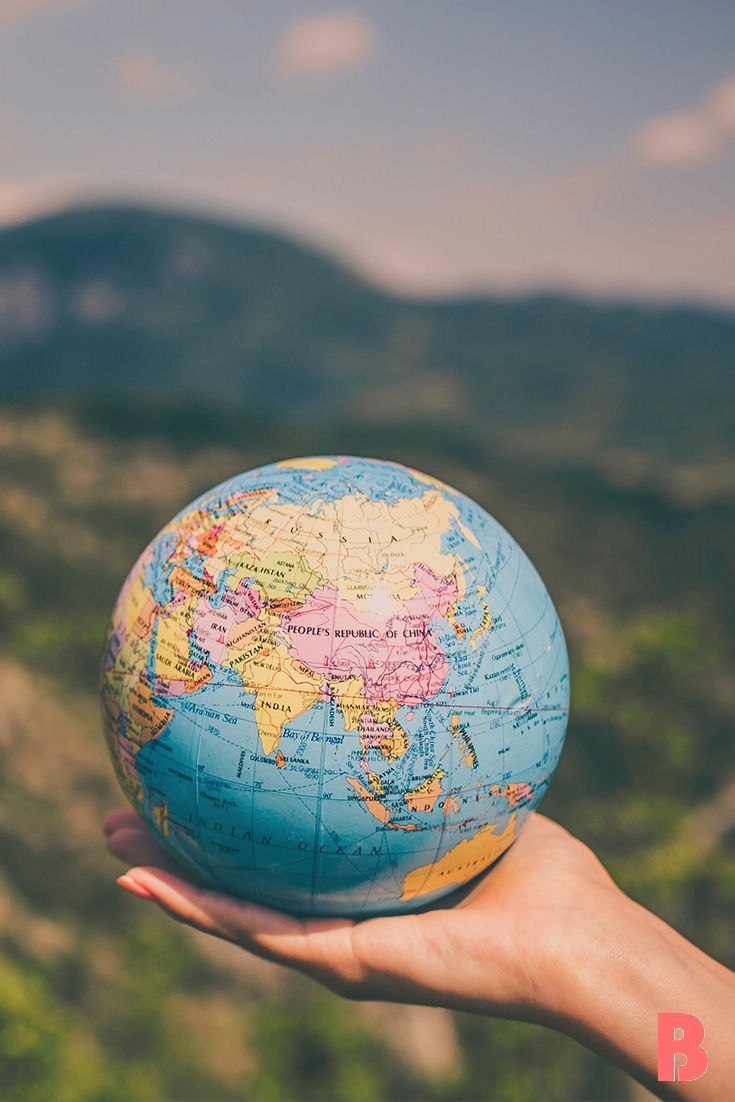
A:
103 808 619 1024
105 808 735 1098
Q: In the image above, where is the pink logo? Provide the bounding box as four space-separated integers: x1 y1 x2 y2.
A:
658 1013 708 1082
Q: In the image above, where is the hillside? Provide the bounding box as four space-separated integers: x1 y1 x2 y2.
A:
2 204 734 473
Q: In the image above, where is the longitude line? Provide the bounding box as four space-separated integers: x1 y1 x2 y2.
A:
309 492 346 907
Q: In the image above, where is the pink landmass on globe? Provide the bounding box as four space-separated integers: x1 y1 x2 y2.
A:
281 564 457 705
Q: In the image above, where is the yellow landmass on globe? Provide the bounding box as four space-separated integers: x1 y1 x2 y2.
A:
332 676 409 760
404 767 445 813
370 711 409 760
125 677 174 748
404 465 455 494
400 814 516 901
332 676 368 731
226 487 471 610
224 547 322 604
469 583 492 651
404 469 482 550
336 489 471 602
277 457 337 470
122 572 157 641
450 713 478 769
152 799 169 837
107 571 155 660
168 565 216 598
447 611 466 639
237 643 322 755
346 776 391 824
154 606 213 690
162 480 475 618
346 776 420 830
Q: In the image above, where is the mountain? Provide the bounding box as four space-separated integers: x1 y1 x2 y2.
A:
1 203 734 471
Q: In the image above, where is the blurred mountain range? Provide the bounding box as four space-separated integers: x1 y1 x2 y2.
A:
2 204 734 478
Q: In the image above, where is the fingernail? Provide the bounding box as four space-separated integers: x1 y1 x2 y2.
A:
117 874 156 901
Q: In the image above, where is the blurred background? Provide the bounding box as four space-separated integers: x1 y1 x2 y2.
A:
1 2 735 1100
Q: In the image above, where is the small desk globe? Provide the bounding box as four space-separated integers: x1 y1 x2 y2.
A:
101 457 569 916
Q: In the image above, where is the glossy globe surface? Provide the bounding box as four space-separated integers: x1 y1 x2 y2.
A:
101 456 569 916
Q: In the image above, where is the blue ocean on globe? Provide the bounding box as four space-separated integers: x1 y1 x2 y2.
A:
101 456 569 916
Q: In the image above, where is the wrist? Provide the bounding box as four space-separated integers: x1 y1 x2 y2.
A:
529 878 637 1028
535 886 732 1098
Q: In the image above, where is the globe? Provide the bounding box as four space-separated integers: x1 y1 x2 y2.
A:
101 456 569 916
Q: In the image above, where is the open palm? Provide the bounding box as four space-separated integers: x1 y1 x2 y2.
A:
104 809 617 1024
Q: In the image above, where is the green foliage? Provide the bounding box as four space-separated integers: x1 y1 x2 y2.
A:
12 614 107 689
251 992 414 1102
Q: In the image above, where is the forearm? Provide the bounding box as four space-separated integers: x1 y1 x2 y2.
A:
542 892 735 1099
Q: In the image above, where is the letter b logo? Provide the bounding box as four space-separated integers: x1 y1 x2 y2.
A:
658 1013 708 1082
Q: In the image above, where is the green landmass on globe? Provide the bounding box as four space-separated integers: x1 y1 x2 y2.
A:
101 456 569 916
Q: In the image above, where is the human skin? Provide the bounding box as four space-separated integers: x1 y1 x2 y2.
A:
104 809 735 1100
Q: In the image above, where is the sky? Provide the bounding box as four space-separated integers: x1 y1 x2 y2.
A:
1 0 735 304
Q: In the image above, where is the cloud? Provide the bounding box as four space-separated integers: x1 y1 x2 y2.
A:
0 0 88 31
634 73 735 166
114 52 201 102
275 10 374 80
